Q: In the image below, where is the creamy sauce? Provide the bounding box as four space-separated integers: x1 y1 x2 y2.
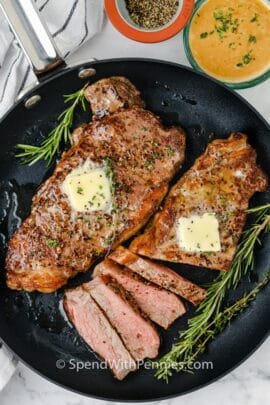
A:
62 161 112 213
176 213 221 252
189 0 270 82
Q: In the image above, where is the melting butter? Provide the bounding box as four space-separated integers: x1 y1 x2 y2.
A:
177 213 221 253
62 161 111 212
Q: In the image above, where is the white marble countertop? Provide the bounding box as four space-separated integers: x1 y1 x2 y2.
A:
1 15 270 405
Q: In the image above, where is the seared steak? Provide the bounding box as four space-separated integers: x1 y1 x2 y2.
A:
130 133 268 271
84 76 144 118
86 276 160 360
64 287 137 380
109 246 207 306
6 78 186 292
93 259 186 329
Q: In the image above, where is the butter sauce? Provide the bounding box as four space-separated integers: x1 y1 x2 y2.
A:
189 0 270 83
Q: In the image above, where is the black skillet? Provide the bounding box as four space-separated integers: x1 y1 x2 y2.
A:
0 1 270 402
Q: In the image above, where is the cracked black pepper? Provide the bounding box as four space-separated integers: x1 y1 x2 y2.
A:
125 0 179 29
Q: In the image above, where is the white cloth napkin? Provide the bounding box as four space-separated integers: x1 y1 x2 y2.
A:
0 0 104 118
0 0 103 390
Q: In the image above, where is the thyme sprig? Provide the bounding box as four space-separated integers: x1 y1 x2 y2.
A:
155 272 270 380
155 203 270 382
16 85 88 166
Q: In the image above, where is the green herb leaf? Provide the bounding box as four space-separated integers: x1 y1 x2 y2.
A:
236 50 253 67
250 13 259 23
16 84 89 166
200 32 208 39
213 9 239 40
248 34 257 44
46 239 59 248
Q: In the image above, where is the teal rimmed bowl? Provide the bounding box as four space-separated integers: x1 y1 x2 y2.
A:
183 0 270 89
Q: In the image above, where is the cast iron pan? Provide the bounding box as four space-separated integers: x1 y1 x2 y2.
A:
0 58 270 401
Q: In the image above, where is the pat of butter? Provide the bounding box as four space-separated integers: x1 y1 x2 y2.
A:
62 161 111 212
177 213 221 253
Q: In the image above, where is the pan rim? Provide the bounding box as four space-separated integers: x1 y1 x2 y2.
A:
0 58 269 129
0 58 270 401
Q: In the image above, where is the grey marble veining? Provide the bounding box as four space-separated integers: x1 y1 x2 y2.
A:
1 15 270 405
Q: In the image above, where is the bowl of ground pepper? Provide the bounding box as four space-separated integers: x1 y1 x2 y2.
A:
105 0 195 42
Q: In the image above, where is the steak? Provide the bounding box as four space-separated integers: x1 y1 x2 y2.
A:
6 77 186 292
84 76 144 118
86 276 160 360
93 259 186 329
130 133 268 271
109 246 207 306
64 287 137 380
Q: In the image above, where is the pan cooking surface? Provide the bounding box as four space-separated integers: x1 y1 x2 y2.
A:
0 60 270 401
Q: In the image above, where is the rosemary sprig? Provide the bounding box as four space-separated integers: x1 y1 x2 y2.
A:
155 203 270 382
155 272 270 378
16 85 88 166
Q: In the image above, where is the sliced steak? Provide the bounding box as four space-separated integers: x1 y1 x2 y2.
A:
109 246 207 306
130 133 268 271
93 259 186 329
64 287 137 380
6 78 186 293
86 276 160 360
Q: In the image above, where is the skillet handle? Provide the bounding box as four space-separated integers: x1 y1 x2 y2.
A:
0 0 65 76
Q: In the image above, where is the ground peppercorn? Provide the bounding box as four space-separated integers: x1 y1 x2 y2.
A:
125 0 179 29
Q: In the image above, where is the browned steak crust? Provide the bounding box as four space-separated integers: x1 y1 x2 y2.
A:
84 76 144 118
130 133 268 271
109 246 207 305
6 108 186 292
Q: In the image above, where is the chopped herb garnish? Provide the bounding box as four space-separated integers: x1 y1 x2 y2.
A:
77 186 83 195
151 139 159 147
250 13 259 23
220 196 227 206
200 32 208 39
47 239 59 248
145 160 154 171
236 50 253 67
248 34 257 43
213 9 239 40
166 146 175 156
104 157 116 194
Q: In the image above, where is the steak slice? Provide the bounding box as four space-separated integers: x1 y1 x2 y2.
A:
109 247 207 306
86 276 160 360
93 259 186 329
64 287 137 380
84 76 144 118
6 79 186 293
130 133 268 271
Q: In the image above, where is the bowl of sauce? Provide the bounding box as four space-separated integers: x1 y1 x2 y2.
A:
183 0 270 88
